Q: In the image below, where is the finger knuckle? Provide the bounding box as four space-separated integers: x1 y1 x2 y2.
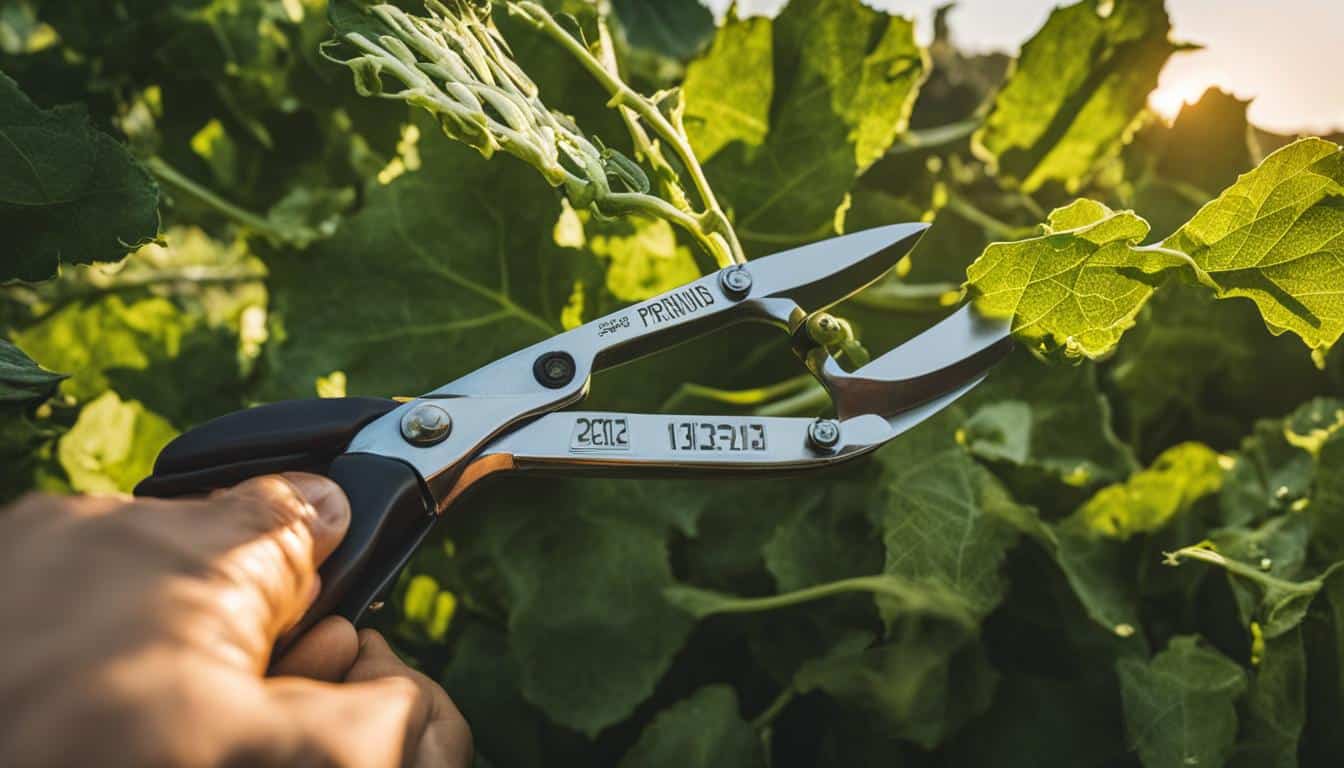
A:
233 476 316 534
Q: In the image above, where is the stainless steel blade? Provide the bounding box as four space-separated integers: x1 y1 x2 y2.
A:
814 303 1014 421
748 223 929 312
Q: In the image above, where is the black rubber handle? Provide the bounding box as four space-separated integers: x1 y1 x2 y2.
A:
296 453 437 633
135 399 437 636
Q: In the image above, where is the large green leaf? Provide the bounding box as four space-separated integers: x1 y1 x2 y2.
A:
961 352 1137 488
0 339 63 409
611 0 715 60
973 0 1179 192
264 118 595 398
1155 87 1255 196
692 0 926 247
1232 628 1307 768
1116 636 1247 768
965 199 1193 360
445 478 700 737
1163 138 1344 365
871 411 1039 618
793 619 998 748
0 72 159 281
617 686 762 768
681 13 772 163
56 391 177 494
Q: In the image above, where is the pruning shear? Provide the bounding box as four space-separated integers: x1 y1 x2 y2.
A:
135 223 1014 637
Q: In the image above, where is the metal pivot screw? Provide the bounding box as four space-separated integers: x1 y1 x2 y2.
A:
401 403 453 447
719 265 753 300
367 601 385 613
534 351 576 389
807 419 842 453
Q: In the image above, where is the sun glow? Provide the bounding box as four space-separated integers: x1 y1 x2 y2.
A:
1149 75 1219 122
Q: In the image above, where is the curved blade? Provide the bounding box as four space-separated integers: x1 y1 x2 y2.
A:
748 223 929 312
820 303 1015 421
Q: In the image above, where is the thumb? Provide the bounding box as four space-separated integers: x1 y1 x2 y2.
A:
195 473 350 668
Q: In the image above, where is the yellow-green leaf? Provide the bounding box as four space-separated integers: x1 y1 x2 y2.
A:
965 199 1194 359
1163 137 1344 365
57 392 177 494
1074 442 1225 539
973 0 1179 192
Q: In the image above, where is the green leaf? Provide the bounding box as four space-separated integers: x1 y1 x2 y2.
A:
1116 636 1248 768
449 478 698 737
871 411 1039 618
0 71 159 281
693 0 926 245
961 353 1137 488
582 214 701 303
965 199 1195 360
1073 442 1224 539
973 0 1179 192
611 0 716 61
12 294 245 427
264 119 593 398
1155 87 1255 196
793 619 998 749
56 391 177 494
0 339 63 409
946 675 1130 768
1109 283 1331 454
1163 138 1344 365
1165 532 1344 640
1219 399 1342 528
681 13 772 162
438 621 549 768
1231 628 1306 768
617 685 763 768
1309 425 1344 561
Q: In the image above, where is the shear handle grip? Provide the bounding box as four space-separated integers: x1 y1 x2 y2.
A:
135 398 436 639
296 453 435 634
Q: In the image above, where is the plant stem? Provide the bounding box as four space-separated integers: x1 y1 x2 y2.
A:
591 5 692 213
511 2 746 266
752 688 797 729
944 191 1035 240
602 192 729 265
754 382 829 417
144 157 293 245
681 575 921 615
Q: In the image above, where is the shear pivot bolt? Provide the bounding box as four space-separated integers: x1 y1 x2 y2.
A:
534 351 577 388
807 419 841 453
401 403 453 447
719 265 753 300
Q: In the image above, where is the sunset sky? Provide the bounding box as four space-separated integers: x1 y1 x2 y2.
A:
705 0 1344 134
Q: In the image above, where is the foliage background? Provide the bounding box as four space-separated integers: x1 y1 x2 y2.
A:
3 0 1344 765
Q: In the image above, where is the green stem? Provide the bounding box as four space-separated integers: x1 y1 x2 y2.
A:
851 281 963 313
1164 544 1327 596
885 119 980 157
754 382 829 417
683 576 921 615
511 2 745 266
944 192 1035 240
662 375 816 411
144 157 292 244
591 8 692 214
601 192 729 266
752 688 797 729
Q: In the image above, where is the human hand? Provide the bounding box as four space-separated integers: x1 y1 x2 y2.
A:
0 474 471 767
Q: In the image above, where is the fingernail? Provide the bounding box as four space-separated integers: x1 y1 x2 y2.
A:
283 473 349 530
